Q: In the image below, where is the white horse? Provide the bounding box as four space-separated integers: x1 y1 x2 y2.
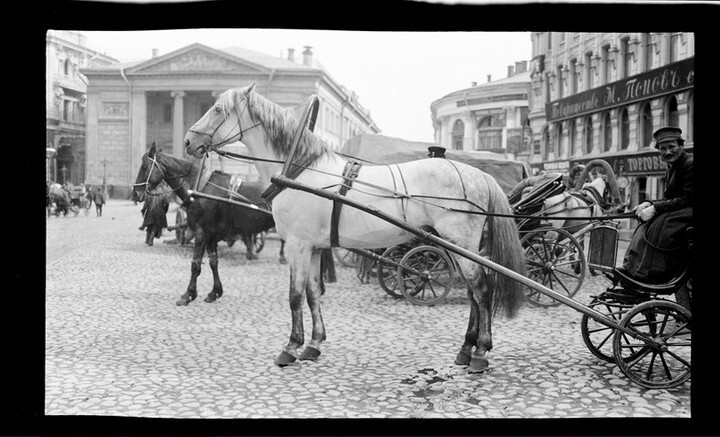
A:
183 84 527 373
543 172 608 235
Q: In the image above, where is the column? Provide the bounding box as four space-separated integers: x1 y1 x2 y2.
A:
171 91 186 158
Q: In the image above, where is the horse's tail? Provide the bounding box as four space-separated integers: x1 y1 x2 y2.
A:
321 248 337 284
482 174 527 319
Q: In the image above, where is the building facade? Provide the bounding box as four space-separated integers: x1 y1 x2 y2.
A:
430 61 532 160
81 43 380 199
527 32 694 212
46 30 118 184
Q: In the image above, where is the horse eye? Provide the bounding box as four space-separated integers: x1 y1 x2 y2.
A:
214 106 222 113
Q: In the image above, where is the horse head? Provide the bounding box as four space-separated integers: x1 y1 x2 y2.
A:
133 143 166 202
184 83 256 159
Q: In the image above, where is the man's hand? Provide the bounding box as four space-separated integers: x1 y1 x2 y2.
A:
634 201 652 212
637 205 657 222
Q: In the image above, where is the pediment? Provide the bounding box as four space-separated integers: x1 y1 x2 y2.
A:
130 47 265 74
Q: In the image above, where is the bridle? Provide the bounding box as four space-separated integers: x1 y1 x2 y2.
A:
186 97 261 155
132 154 190 199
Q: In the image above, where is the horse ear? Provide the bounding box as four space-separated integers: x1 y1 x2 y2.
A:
149 142 156 158
246 83 256 95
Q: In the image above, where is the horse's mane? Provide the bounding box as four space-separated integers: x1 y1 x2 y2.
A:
219 87 332 168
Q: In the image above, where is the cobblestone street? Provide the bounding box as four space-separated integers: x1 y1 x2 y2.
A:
44 200 692 422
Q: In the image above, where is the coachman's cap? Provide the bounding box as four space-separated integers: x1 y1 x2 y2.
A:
653 126 683 146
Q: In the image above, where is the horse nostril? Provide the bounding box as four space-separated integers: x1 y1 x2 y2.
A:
184 139 190 147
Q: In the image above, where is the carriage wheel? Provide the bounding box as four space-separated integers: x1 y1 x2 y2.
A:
613 300 691 389
253 232 266 254
378 244 412 299
397 245 454 306
175 209 187 245
580 294 644 363
521 228 586 307
333 247 359 268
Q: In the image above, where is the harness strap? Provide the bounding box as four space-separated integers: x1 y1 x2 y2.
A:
330 160 363 247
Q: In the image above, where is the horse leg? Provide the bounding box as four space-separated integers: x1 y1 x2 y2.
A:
275 238 312 366
279 239 287 264
204 239 223 303
243 234 256 260
468 275 494 373
177 231 205 306
455 288 479 366
299 249 326 361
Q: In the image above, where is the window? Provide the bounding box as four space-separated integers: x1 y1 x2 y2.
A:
547 32 552 50
569 58 578 95
451 119 465 150
670 34 681 62
640 103 653 148
568 119 576 156
620 108 630 150
644 33 654 71
63 100 71 121
601 45 611 84
584 52 594 89
556 65 564 98
621 38 632 79
666 95 679 127
64 58 72 76
584 117 593 154
602 112 613 152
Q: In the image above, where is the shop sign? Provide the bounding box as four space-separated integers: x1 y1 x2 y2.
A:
570 148 692 177
546 57 694 122
542 160 570 172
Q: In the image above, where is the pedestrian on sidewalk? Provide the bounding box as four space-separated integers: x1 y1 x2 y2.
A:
92 186 106 217
140 195 169 246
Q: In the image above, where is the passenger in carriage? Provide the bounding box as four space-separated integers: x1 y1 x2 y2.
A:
621 126 694 309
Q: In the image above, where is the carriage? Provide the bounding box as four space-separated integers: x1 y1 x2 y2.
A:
182 85 692 389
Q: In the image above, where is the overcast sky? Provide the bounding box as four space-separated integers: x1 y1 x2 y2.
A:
76 29 532 143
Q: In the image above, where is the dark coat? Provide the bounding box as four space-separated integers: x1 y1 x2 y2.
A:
142 196 170 228
92 190 106 205
622 149 694 283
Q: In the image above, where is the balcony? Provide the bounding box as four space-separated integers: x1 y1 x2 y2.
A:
54 75 86 93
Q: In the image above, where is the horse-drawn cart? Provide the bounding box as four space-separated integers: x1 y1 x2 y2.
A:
182 85 691 389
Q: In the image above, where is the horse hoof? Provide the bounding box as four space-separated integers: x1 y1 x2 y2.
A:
204 295 216 303
454 351 471 366
279 258 288 265
274 351 297 367
176 298 190 306
299 346 321 361
467 356 490 374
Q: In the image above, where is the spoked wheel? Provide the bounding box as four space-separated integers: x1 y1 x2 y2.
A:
581 292 647 363
521 228 586 307
613 300 691 389
253 232 266 254
333 247 359 268
378 244 412 299
397 245 454 306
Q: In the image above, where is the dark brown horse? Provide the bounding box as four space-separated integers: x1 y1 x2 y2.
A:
132 143 283 306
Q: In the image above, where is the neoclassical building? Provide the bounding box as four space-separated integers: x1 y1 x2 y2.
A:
527 32 694 209
430 61 531 159
46 30 118 184
81 43 380 199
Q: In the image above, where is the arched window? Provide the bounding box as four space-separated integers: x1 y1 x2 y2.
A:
640 103 653 148
620 108 630 150
555 123 563 157
452 119 465 150
602 112 613 152
64 58 72 76
584 117 594 155
568 119 576 156
665 95 679 127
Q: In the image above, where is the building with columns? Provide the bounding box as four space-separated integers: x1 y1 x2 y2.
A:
430 61 531 160
46 30 118 184
527 32 694 213
81 43 380 199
